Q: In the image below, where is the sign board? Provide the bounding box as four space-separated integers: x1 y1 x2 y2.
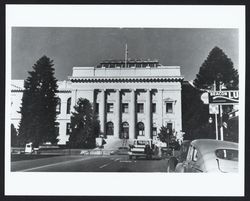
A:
95 137 103 147
209 104 219 114
208 90 239 105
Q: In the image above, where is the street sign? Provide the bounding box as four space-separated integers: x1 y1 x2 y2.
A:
208 90 239 104
209 104 219 114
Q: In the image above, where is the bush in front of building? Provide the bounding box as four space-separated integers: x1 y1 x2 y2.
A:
68 98 100 148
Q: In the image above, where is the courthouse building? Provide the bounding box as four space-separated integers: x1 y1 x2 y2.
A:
11 59 184 145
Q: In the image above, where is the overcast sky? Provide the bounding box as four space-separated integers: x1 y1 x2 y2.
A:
11 27 238 81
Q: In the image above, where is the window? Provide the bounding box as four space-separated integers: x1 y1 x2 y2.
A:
215 149 238 161
67 98 71 114
137 122 145 136
166 102 173 113
122 103 129 113
56 98 61 114
95 103 99 114
192 148 198 162
137 103 144 113
107 103 114 113
152 127 157 136
66 123 71 135
152 103 156 113
106 122 114 135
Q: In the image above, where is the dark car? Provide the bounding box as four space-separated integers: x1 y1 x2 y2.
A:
166 140 191 172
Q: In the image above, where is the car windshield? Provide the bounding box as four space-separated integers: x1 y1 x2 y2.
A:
215 149 238 161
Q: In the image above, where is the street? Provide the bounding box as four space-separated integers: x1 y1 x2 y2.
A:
11 155 169 172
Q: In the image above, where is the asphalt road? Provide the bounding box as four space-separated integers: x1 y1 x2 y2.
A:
11 155 169 172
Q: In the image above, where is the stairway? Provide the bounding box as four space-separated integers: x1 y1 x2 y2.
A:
103 137 133 150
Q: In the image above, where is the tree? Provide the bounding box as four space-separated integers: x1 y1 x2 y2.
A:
193 46 238 90
18 56 59 147
182 81 213 140
11 124 18 147
69 98 100 148
158 126 173 147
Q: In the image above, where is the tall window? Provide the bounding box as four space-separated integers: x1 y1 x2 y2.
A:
67 98 71 114
66 123 71 135
122 103 129 113
95 103 99 114
152 127 157 136
137 122 145 136
107 103 114 113
166 102 173 113
137 103 144 113
152 103 156 113
106 122 114 135
56 98 61 114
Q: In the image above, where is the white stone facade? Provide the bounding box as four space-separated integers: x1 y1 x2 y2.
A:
11 60 183 145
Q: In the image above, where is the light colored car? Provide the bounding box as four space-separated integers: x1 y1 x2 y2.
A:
128 139 154 159
175 139 238 173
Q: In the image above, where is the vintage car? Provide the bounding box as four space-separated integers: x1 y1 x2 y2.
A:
166 140 191 172
128 139 154 159
175 139 238 173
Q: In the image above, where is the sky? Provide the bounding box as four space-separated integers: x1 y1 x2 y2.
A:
11 27 238 81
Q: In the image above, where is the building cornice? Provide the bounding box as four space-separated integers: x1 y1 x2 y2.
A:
69 76 184 83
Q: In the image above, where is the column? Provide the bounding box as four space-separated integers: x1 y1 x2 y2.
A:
70 89 77 113
99 89 106 135
159 89 164 126
130 89 136 139
145 89 152 139
114 89 120 138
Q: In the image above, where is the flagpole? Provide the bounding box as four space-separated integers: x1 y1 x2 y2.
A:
125 44 128 68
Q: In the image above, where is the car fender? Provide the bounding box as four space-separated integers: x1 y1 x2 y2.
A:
175 162 185 172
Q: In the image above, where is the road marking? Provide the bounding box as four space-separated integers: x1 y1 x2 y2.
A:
18 157 90 172
99 162 112 169
114 158 120 161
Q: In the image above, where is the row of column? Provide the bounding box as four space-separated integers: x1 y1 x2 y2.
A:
98 89 152 139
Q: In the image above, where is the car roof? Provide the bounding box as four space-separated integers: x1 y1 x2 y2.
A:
191 139 238 155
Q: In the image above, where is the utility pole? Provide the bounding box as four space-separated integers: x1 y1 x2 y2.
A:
213 81 219 140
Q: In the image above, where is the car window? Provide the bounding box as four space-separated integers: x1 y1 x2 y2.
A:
186 145 193 161
215 149 238 161
192 148 198 162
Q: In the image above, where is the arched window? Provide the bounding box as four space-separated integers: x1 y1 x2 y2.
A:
106 122 114 136
67 98 71 114
137 122 145 136
121 122 129 139
56 98 61 114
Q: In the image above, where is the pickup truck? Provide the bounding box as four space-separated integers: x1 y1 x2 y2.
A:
128 139 154 160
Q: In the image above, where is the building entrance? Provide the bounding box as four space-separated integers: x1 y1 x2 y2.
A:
121 122 129 139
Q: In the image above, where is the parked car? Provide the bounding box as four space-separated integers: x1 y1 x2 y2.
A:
166 140 191 172
175 139 238 173
110 147 129 155
128 139 154 159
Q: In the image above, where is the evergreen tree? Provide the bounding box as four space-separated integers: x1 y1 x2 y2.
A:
18 56 59 147
11 124 18 147
193 46 238 90
69 98 100 148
